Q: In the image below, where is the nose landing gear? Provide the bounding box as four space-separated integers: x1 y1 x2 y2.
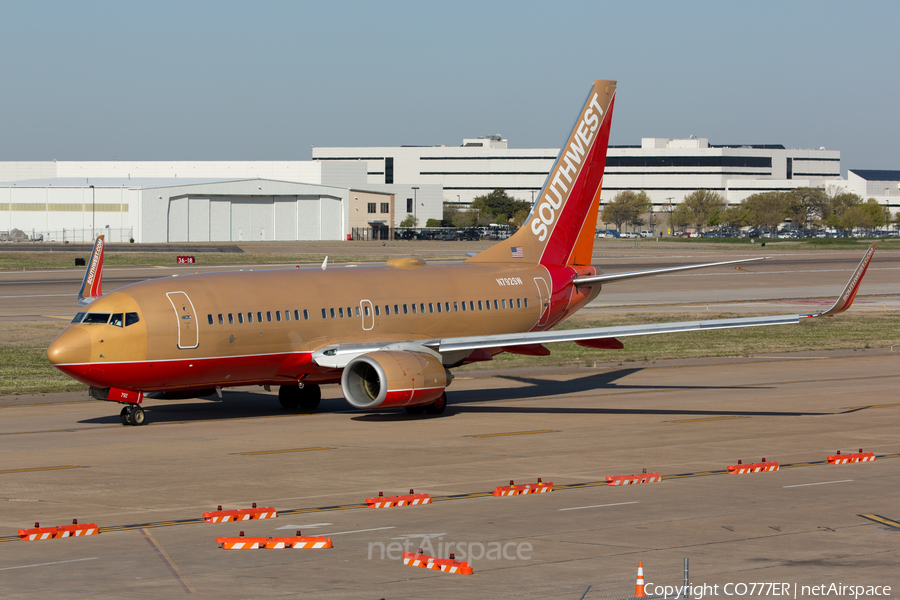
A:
119 404 146 426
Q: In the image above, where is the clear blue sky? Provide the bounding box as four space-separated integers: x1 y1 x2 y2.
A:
2 1 897 174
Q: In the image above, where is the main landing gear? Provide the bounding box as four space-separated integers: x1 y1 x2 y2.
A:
404 392 447 416
278 383 321 410
119 404 146 426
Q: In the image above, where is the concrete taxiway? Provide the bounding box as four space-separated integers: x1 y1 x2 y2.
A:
1 353 899 599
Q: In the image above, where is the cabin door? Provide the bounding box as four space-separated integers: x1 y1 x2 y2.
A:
166 291 199 349
360 299 374 331
534 277 551 327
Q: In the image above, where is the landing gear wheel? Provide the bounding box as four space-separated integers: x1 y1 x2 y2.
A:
405 405 426 415
278 384 321 410
120 406 132 425
424 393 447 415
128 405 146 426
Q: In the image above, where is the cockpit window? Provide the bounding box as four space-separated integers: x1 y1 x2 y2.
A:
82 313 111 324
110 313 124 327
72 312 86 323
125 312 140 326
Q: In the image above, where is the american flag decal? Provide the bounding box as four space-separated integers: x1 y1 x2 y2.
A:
511 246 524 258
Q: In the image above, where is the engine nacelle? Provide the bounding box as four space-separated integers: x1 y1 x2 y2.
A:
340 351 452 409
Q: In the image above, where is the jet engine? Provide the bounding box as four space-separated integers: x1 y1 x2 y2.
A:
340 351 452 409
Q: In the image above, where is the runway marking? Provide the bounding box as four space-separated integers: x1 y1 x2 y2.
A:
42 315 74 320
667 416 747 423
234 446 332 456
0 465 86 475
0 557 99 571
322 526 395 536
1 454 897 544
276 522 332 530
140 528 196 594
559 501 639 511
783 479 853 488
843 402 900 411
859 514 900 529
0 294 74 299
465 429 558 438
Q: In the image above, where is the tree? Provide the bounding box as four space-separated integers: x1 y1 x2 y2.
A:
669 203 693 231
470 189 530 225
511 208 530 228
679 190 726 230
825 192 863 231
425 218 442 227
600 190 651 232
739 192 786 231
399 214 418 228
785 187 829 226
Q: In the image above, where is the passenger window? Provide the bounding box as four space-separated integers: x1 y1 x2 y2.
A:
375 306 380 316
394 304 399 315
218 314 224 325
364 305 370 317
72 312 86 324
348 307 353 317
126 312 140 326
486 300 491 310
321 309 327 319
516 298 521 308
83 313 111 324
228 314 234 324
494 300 499 310
469 301 475 311
524 298 528 308
502 299 507 309
403 304 409 315
412 304 417 314
207 314 213 325
461 302 466 312
445 302 450 312
428 303 434 313
248 312 253 323
354 307 359 317
436 303 441 313
294 310 300 320
384 305 390 316
238 313 244 324
339 307 344 318
285 311 291 321
276 311 282 322
420 303 425 313
267 311 273 322
110 313 124 327
257 312 263 322
303 310 309 320
478 301 483 311
330 308 335 318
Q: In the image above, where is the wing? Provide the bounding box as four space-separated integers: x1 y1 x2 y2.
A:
572 256 770 286
312 244 876 368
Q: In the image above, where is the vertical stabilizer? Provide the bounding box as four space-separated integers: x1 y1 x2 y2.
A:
78 235 105 305
465 80 616 266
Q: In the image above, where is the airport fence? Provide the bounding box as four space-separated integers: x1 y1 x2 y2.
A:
0 227 133 243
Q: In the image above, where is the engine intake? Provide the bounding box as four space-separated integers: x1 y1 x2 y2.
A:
341 351 451 409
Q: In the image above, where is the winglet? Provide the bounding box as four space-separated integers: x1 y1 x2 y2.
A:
807 243 877 318
77 235 105 305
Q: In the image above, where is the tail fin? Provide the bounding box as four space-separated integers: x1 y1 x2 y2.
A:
466 80 616 266
77 235 105 305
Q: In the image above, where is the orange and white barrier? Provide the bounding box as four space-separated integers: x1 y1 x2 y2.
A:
606 473 662 486
828 450 876 465
493 479 553 496
217 534 332 550
365 490 431 508
203 504 277 523
402 551 473 575
635 561 646 598
19 520 100 541
727 459 779 474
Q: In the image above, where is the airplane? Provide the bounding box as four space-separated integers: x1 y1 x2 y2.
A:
47 79 877 426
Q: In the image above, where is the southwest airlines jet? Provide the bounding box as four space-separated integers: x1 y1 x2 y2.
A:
47 80 876 425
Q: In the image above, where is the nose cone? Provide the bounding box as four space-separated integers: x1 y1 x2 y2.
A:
47 327 92 365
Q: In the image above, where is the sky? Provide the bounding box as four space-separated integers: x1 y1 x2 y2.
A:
1 1 897 174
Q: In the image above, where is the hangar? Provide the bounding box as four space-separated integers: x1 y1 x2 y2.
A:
0 177 394 243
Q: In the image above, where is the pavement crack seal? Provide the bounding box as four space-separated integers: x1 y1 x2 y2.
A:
2 453 897 544
140 528 196 594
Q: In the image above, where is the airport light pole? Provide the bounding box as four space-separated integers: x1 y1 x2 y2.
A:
412 187 419 226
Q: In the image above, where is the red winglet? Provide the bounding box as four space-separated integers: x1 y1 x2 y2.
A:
806 243 877 318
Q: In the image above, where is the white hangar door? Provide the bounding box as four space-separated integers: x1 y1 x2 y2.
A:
274 196 297 241
230 198 274 242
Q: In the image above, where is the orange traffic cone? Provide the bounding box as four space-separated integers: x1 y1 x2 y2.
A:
634 561 645 598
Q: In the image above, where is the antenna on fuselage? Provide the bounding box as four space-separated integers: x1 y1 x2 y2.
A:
321 256 328 271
